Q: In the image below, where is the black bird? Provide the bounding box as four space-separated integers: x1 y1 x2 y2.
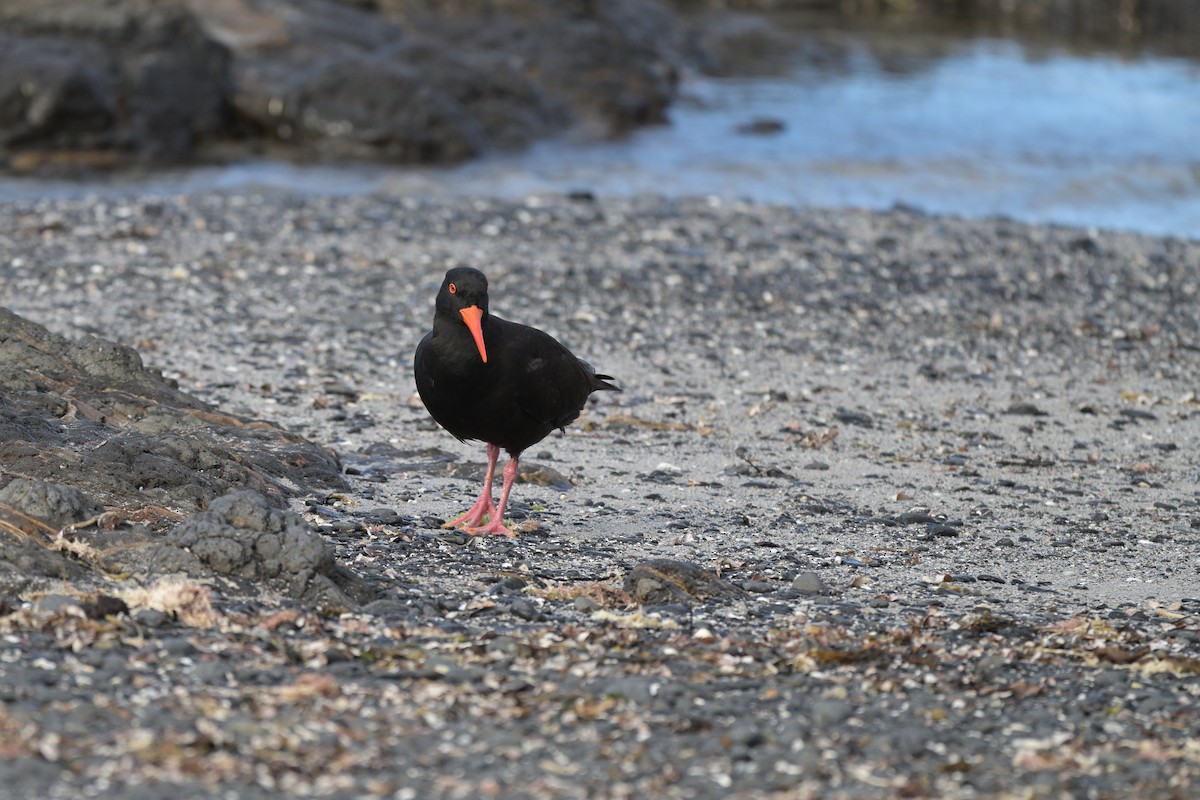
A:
414 267 619 536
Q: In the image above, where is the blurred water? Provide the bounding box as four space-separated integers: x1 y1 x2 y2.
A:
2 37 1197 238
415 38 1200 238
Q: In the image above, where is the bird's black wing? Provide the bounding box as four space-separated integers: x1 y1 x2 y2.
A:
495 321 600 430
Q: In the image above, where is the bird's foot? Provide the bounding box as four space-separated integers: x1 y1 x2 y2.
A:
443 496 498 530
466 517 517 537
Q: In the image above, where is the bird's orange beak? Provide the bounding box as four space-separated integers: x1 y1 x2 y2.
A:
459 305 487 363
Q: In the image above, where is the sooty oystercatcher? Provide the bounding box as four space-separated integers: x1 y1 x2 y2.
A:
414 267 619 536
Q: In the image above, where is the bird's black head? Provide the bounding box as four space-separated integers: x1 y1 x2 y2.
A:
438 267 489 315
436 267 490 363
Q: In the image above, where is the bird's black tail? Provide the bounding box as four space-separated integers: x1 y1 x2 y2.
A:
582 360 621 392
592 372 620 392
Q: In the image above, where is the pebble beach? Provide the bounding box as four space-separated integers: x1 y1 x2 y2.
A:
1 191 1199 798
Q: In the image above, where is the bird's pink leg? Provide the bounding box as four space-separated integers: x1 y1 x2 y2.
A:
444 443 500 530
469 455 519 537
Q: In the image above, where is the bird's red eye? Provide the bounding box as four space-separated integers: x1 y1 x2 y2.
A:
448 283 457 294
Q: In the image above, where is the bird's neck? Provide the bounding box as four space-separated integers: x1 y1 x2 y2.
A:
432 314 490 369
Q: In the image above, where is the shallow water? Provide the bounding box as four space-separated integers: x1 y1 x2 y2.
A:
2 34 1197 239
423 37 1200 238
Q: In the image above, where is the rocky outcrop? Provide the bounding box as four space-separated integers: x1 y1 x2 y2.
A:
154 490 373 610
0 307 346 512
0 0 686 171
0 0 231 169
0 307 362 604
671 0 1200 55
3 0 1195 172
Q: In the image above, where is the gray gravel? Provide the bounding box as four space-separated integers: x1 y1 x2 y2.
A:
1 192 1199 798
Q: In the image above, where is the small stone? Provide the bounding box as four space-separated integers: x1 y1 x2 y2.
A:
499 575 529 591
192 661 230 685
34 594 83 616
791 571 829 596
574 596 601 613
78 595 128 620
509 598 541 621
1005 402 1047 416
134 608 169 627
362 599 408 617
834 408 874 428
363 507 403 524
810 698 853 726
160 636 198 657
736 117 785 135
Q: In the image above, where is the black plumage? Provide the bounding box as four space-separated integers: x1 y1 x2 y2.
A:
414 267 618 536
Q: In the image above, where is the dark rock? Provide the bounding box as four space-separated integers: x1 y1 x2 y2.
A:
361 508 404 525
517 464 574 490
0 30 115 153
1004 402 1047 416
0 0 696 170
0 479 103 531
501 0 682 132
508 598 541 621
362 599 409 617
896 510 939 525
574 596 601 613
133 608 169 628
32 594 83 616
278 51 486 163
737 117 786 135
0 308 346 513
0 0 231 168
882 0 1200 51
159 636 197 657
686 9 802 76
498 576 529 591
791 571 830 595
0 479 96 595
156 490 374 610
80 594 129 620
834 408 875 428
0 529 89 594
